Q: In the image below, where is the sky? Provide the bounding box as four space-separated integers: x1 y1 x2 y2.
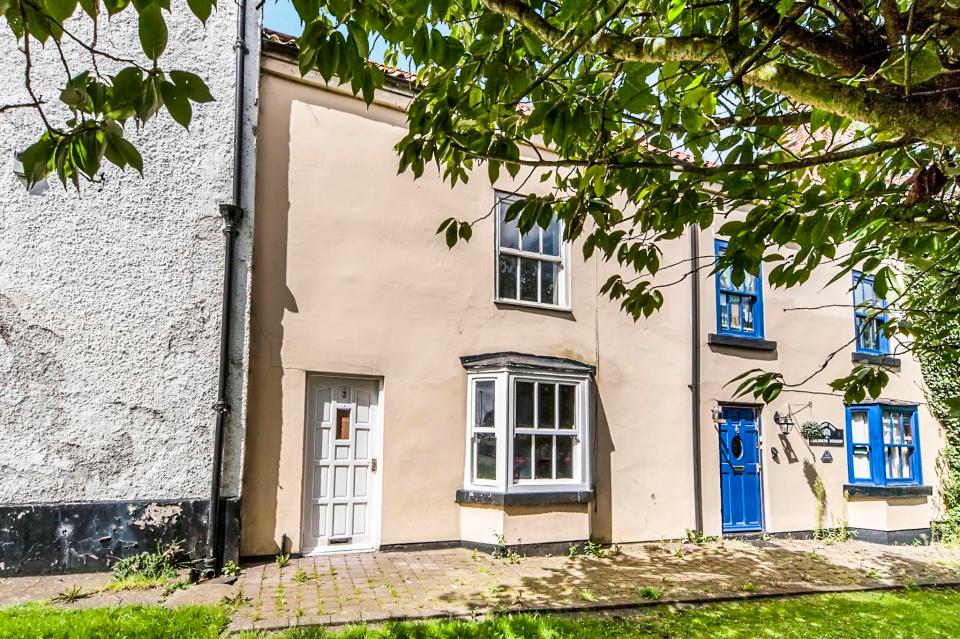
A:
262 0 403 66
263 0 304 37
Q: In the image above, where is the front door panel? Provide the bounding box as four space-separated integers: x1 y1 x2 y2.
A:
303 377 379 553
719 406 762 532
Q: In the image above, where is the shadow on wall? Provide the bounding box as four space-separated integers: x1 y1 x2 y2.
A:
591 391 615 542
240 92 300 556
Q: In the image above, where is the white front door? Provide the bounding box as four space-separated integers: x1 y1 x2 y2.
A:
302 376 381 554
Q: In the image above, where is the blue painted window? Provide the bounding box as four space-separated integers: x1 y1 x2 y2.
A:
846 404 922 486
852 272 889 354
715 240 764 338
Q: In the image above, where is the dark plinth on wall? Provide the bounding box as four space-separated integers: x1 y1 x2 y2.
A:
0 497 240 576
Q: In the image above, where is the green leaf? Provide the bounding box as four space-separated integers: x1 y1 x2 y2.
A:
186 0 213 23
46 0 78 22
445 221 458 248
112 67 145 109
169 70 214 102
20 135 57 187
105 133 144 174
159 80 192 128
103 0 130 15
138 3 168 60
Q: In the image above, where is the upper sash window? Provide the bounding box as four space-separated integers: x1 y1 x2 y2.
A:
495 195 570 309
715 240 764 338
853 272 889 355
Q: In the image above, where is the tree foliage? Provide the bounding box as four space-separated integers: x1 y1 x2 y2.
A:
8 0 960 405
288 0 960 404
5 0 215 187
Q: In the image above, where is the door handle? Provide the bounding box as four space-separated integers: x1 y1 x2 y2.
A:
371 458 378 472
732 465 745 471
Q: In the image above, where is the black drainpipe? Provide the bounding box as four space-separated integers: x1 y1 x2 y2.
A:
204 0 249 577
689 226 704 535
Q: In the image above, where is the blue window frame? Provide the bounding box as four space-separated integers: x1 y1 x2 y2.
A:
845 404 922 486
852 272 889 354
715 240 764 338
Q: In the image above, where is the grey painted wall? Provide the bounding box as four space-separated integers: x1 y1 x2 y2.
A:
0 6 258 505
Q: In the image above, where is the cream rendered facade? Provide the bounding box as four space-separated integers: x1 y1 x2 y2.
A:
242 41 945 556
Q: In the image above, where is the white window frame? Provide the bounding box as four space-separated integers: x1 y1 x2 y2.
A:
494 193 572 311
463 367 591 495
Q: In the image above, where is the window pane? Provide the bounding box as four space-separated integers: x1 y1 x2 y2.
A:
719 294 729 330
852 445 871 480
520 259 539 301
851 412 870 443
742 298 754 332
741 272 757 293
886 446 902 479
902 449 914 479
336 408 350 440
904 417 914 444
475 381 495 428
540 261 558 305
558 385 576 429
499 206 520 249
498 254 518 300
475 434 497 481
516 381 534 428
513 434 532 481
534 435 553 479
883 411 895 444
538 383 555 428
521 226 540 253
542 219 559 256
556 436 574 479
719 267 734 290
729 296 742 330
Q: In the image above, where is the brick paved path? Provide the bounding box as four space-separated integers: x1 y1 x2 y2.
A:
230 539 960 632
2 538 960 633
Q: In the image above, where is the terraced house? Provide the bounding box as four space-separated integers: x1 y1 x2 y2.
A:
241 31 945 558
0 10 947 577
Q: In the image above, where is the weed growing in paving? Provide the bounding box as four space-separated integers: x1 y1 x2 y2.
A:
222 561 241 577
111 542 182 583
52 585 87 604
491 533 523 564
741 582 759 593
579 589 597 602
162 580 191 596
637 586 663 600
294 569 310 583
276 554 291 568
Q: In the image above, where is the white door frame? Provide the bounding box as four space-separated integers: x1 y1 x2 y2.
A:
300 373 384 555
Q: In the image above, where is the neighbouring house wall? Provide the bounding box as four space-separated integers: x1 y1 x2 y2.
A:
245 51 944 555
0 6 259 574
697 250 945 538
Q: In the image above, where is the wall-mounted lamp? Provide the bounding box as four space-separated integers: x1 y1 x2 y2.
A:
13 151 48 195
773 410 795 435
710 406 724 424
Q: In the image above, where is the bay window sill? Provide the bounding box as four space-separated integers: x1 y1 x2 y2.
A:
844 484 932 498
455 488 594 506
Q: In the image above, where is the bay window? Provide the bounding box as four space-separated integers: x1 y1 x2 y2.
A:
461 353 593 497
845 403 922 487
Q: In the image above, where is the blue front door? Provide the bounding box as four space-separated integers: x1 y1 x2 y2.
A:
719 407 763 532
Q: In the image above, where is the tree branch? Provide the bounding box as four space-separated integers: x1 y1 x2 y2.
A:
481 0 960 147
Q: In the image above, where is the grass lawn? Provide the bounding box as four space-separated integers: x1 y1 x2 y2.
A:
0 603 227 639
3 588 959 638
